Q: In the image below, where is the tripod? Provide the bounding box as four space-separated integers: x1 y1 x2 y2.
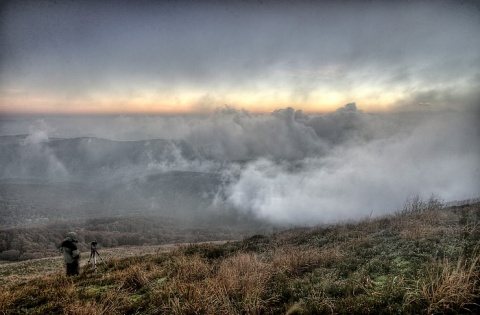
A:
87 241 107 272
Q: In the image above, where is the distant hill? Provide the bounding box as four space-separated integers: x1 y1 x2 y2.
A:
0 135 198 183
0 135 245 227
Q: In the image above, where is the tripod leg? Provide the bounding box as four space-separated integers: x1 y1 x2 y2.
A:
95 250 108 267
87 251 93 265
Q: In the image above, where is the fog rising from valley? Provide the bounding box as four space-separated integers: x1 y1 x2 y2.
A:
1 104 479 225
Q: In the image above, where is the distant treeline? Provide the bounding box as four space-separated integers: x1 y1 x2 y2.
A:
0 215 271 261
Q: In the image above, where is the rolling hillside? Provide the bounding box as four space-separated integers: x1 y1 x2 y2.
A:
1 198 478 314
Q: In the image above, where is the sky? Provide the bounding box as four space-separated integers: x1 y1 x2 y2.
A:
1 0 479 114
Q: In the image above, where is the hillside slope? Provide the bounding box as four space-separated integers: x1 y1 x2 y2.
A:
1 199 479 314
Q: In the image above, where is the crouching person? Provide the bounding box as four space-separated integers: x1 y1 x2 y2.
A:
60 232 80 276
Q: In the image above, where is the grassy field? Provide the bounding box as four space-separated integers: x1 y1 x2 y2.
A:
0 242 228 287
1 197 479 314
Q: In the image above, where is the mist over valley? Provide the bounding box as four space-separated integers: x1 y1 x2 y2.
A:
1 104 478 229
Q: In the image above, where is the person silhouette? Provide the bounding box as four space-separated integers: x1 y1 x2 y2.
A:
60 232 80 276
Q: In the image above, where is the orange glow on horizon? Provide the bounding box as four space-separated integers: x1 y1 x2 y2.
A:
0 88 401 115
0 100 395 115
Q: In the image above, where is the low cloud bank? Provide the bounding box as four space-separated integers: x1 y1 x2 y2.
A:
1 104 479 225
225 112 480 224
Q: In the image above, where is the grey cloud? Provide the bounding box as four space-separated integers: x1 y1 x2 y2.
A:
2 1 479 97
391 87 480 112
225 111 480 225
1 102 479 225
191 94 219 113
303 103 371 145
2 123 70 181
183 106 325 161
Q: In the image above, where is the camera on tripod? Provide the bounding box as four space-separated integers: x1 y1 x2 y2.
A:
87 240 106 273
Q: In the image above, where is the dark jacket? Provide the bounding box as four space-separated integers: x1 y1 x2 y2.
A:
60 239 80 264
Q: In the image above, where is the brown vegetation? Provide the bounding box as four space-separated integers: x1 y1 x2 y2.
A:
1 198 479 314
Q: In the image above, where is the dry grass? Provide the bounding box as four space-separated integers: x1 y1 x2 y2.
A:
168 254 213 282
212 253 274 314
406 252 480 313
1 198 479 314
272 246 343 277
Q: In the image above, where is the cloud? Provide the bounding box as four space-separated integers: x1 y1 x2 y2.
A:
1 103 478 225
2 0 479 111
182 106 327 161
302 103 373 145
191 94 220 113
224 110 480 225
391 86 480 112
9 122 70 181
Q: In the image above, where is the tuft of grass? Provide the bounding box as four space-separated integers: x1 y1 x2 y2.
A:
399 193 444 215
405 251 480 314
272 246 343 277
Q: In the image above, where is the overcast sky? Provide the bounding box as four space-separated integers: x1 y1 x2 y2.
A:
1 0 479 114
